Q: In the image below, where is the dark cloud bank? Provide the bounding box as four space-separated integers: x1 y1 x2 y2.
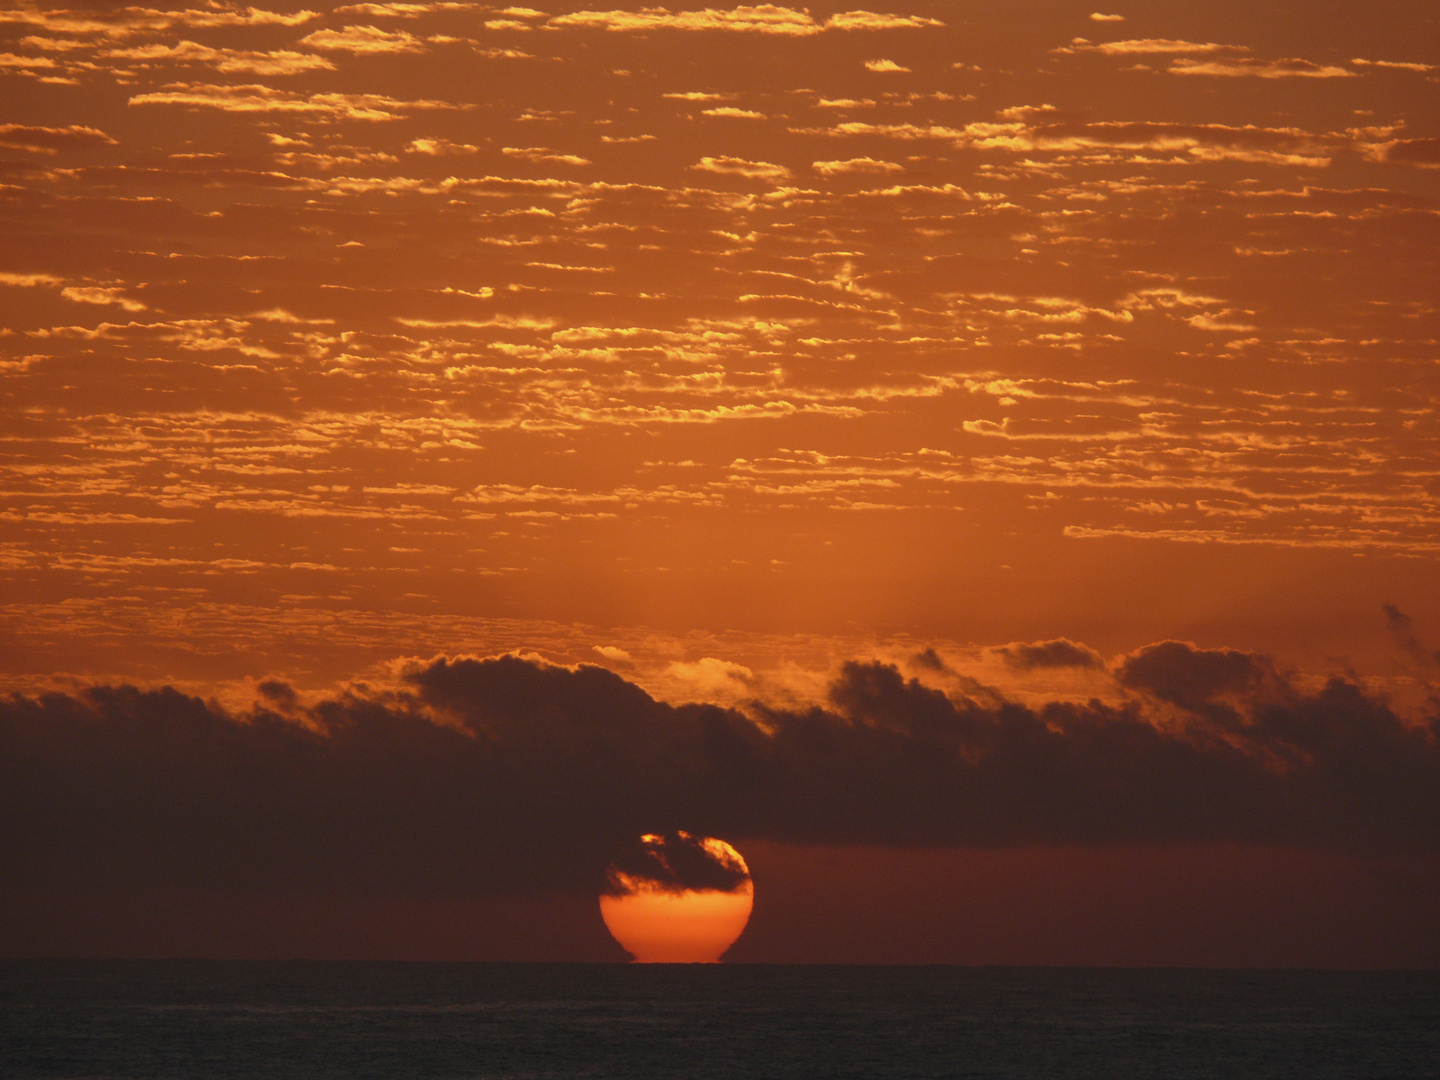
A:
2 642 1437 900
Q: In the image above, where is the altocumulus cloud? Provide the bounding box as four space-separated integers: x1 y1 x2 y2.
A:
1 647 1436 899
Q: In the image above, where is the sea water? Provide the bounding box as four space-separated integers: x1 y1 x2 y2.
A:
2 961 1436 1079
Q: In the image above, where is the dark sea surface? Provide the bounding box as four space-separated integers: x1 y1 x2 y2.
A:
1 961 1436 1079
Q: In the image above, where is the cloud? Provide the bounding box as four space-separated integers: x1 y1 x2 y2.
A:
593 645 635 667
100 41 337 75
1114 640 1273 712
828 11 941 30
336 2 481 14
800 115 1335 166
549 5 819 33
407 137 479 155
546 6 941 35
0 271 65 286
1170 57 1354 79
60 285 146 311
299 25 427 53
604 831 750 894
812 157 904 175
992 638 1104 670
702 106 766 119
1380 138 1440 167
212 50 337 75
0 51 56 68
1185 312 1257 332
667 657 757 697
1035 118 1330 165
502 146 591 165
170 6 322 29
1057 38 1237 55
1351 58 1436 73
0 123 116 154
1 651 1435 901
128 83 466 120
864 58 909 72
1382 604 1440 668
911 648 950 672
1057 40 1355 82
691 155 791 179
1089 12 1125 20
0 5 320 34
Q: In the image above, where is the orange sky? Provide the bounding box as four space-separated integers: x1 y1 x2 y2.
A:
1 1 1438 964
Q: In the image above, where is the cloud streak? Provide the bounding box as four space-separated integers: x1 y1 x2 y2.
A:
1170 57 1354 79
0 123 115 153
128 82 468 119
546 6 941 35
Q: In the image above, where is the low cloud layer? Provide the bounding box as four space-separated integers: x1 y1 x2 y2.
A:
2 643 1436 900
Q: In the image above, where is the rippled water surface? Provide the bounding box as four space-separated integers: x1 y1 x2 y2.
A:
2 961 1436 1079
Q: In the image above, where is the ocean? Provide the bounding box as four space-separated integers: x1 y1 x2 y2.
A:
2 961 1436 1079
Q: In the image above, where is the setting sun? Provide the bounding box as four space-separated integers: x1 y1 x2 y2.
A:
600 833 754 962
601 883 754 964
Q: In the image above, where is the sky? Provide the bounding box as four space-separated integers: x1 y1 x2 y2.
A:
1 0 1438 966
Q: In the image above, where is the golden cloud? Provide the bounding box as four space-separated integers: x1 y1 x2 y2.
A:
549 6 940 35
1057 37 1238 55
0 123 116 154
812 157 905 175
502 146 592 165
1169 57 1354 78
299 25 427 53
702 106 766 119
691 155 792 179
128 83 468 120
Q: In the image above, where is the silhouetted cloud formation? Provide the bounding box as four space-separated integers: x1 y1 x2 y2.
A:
994 638 1105 670
1113 640 1277 728
1382 604 1440 668
2 646 1436 899
911 647 950 672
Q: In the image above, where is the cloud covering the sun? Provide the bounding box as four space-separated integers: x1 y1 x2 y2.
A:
2 646 1436 900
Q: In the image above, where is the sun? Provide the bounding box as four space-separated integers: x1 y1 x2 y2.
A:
600 833 754 963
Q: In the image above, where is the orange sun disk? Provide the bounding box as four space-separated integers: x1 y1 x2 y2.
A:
600 881 754 963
